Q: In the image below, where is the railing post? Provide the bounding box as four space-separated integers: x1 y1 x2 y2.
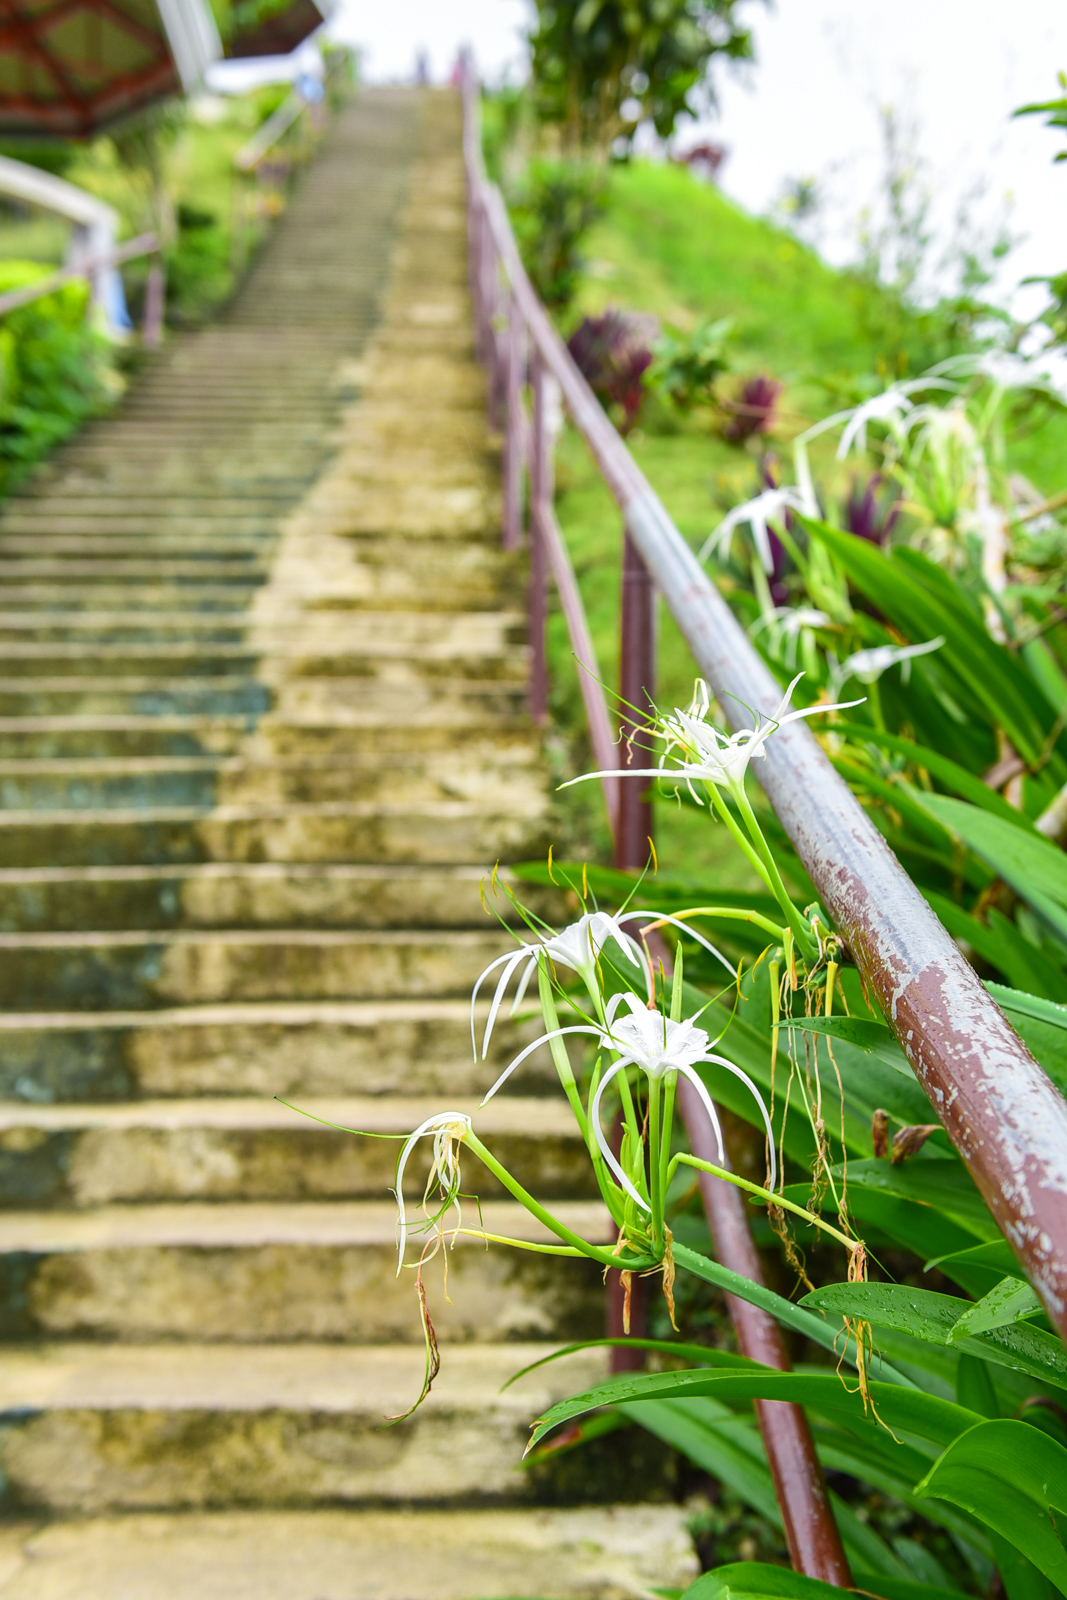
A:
677 1078 853 1584
528 357 553 722
143 257 165 349
503 291 524 551
615 528 656 870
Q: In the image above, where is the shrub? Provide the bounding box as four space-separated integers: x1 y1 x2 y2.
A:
0 263 118 491
649 317 732 412
720 373 782 443
509 159 607 311
567 307 658 433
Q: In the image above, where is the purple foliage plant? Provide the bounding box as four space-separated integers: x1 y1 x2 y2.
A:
721 374 782 444
844 474 901 546
567 308 658 434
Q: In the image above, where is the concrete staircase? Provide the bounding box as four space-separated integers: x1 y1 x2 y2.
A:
0 90 698 1597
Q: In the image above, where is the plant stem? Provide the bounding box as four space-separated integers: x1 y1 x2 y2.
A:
537 957 589 1140
661 905 786 944
707 784 777 890
465 1130 654 1271
667 1152 857 1252
648 1076 663 1255
735 787 817 959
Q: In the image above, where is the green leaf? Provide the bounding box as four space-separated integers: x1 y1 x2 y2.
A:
991 1532 1064 1600
831 1159 997 1241
673 1242 913 1383
627 1399 910 1580
915 1420 1067 1594
789 1014 910 1074
839 1186 985 1265
956 1352 1000 1419
625 1398 782 1523
681 1564 838 1600
913 795 1067 945
832 723 1032 827
949 1276 1043 1342
801 1283 1067 1390
800 518 1059 770
928 1240 1025 1299
502 1338 763 1390
682 1563 967 1600
925 895 1067 1004
528 1365 978 1453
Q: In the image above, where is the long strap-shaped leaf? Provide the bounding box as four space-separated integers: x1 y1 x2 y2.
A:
527 1366 977 1454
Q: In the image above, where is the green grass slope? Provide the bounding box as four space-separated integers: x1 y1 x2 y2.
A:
543 158 1067 875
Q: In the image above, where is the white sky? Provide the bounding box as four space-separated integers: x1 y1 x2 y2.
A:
324 0 1066 314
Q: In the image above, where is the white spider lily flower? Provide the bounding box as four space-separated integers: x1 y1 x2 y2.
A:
698 487 808 573
570 673 862 807
934 350 1052 394
393 1112 472 1274
828 637 944 698
589 993 777 1208
749 609 833 671
749 607 831 639
471 910 732 1062
835 388 917 460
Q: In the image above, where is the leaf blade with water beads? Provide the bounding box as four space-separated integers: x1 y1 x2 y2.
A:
915 1420 1067 1595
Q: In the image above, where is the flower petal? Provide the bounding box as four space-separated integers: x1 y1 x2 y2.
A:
676 1064 725 1169
482 947 533 1058
479 1024 601 1106
590 1057 649 1211
470 948 527 1060
704 1053 778 1192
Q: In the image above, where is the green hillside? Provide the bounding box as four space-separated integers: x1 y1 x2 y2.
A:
544 157 1067 870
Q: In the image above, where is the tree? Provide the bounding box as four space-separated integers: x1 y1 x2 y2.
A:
529 0 755 155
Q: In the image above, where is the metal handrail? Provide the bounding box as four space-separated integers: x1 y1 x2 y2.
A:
460 50 1067 1579
0 233 165 346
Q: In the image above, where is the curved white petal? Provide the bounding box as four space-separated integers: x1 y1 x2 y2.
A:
704 1053 778 1192
479 1024 601 1106
619 910 734 978
509 950 540 1014
482 947 533 1059
676 1064 725 1169
590 1057 649 1210
470 948 527 1059
392 1112 472 1275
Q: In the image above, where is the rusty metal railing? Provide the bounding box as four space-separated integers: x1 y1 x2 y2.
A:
459 55 1067 1583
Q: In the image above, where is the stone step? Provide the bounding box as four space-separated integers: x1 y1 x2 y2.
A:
0 798 548 870
0 751 544 813
0 861 554 932
7 496 291 514
0 678 271 717
0 716 539 761
0 1095 592 1205
0 1505 696 1596
0 586 262 612
0 1199 607 1341
0 1344 634 1515
0 616 255 642
0 648 262 679
0 926 524 1008
0 716 253 759
0 537 273 557
0 998 549 1102
0 559 271 582
0 628 524 680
